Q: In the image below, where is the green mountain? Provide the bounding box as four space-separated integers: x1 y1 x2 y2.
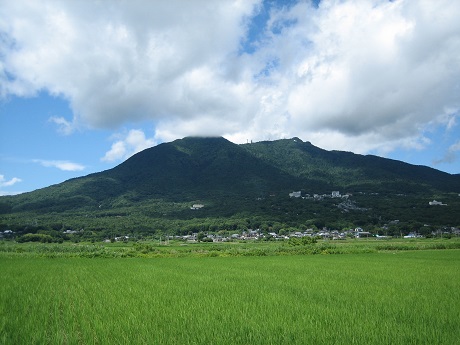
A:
244 137 459 193
1 136 459 236
2 137 301 212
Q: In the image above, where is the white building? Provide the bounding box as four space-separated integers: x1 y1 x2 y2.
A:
429 200 446 206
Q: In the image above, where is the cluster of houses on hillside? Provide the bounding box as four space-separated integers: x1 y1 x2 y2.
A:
190 204 204 210
289 190 368 212
290 192 452 208
289 190 350 200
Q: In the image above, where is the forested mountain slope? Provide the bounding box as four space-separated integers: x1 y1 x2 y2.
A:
242 137 460 193
0 137 459 226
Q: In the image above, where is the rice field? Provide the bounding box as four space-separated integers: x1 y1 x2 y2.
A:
1 250 459 344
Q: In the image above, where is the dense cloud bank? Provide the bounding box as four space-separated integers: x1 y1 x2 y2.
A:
1 0 459 155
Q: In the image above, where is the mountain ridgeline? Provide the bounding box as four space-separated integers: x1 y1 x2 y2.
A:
1 136 459 215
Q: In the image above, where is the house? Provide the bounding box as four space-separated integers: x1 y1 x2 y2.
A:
63 229 77 234
354 228 370 238
190 204 204 210
331 191 341 198
289 191 301 198
404 233 421 238
429 200 447 206
183 234 197 242
115 236 129 242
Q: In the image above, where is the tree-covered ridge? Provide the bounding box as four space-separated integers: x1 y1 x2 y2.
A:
0 136 459 238
241 137 460 193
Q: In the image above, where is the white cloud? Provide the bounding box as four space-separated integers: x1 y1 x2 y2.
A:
0 0 259 129
102 129 156 162
33 159 85 171
263 0 460 147
0 174 22 187
102 141 127 163
48 116 75 135
1 0 460 155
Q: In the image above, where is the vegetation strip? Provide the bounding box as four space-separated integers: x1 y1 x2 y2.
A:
1 238 459 258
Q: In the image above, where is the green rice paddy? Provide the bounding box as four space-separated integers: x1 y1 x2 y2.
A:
1 249 459 344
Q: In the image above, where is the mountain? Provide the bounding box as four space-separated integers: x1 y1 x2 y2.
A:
1 136 459 235
243 137 459 193
2 136 460 211
102 136 300 199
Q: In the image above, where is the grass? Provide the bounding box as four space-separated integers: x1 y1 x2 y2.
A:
1 250 459 344
1 237 460 258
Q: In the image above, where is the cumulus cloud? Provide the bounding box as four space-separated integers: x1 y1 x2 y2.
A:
245 0 460 152
0 0 259 131
102 129 156 162
0 174 22 187
33 159 85 171
1 0 460 154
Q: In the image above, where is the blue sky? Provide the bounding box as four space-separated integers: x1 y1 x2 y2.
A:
1 0 460 195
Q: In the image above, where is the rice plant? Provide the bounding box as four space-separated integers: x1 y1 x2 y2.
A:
1 250 459 344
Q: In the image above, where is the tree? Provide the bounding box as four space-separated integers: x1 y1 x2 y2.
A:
17 233 54 243
197 232 206 242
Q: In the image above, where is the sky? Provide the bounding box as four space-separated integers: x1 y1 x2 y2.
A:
1 0 460 195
